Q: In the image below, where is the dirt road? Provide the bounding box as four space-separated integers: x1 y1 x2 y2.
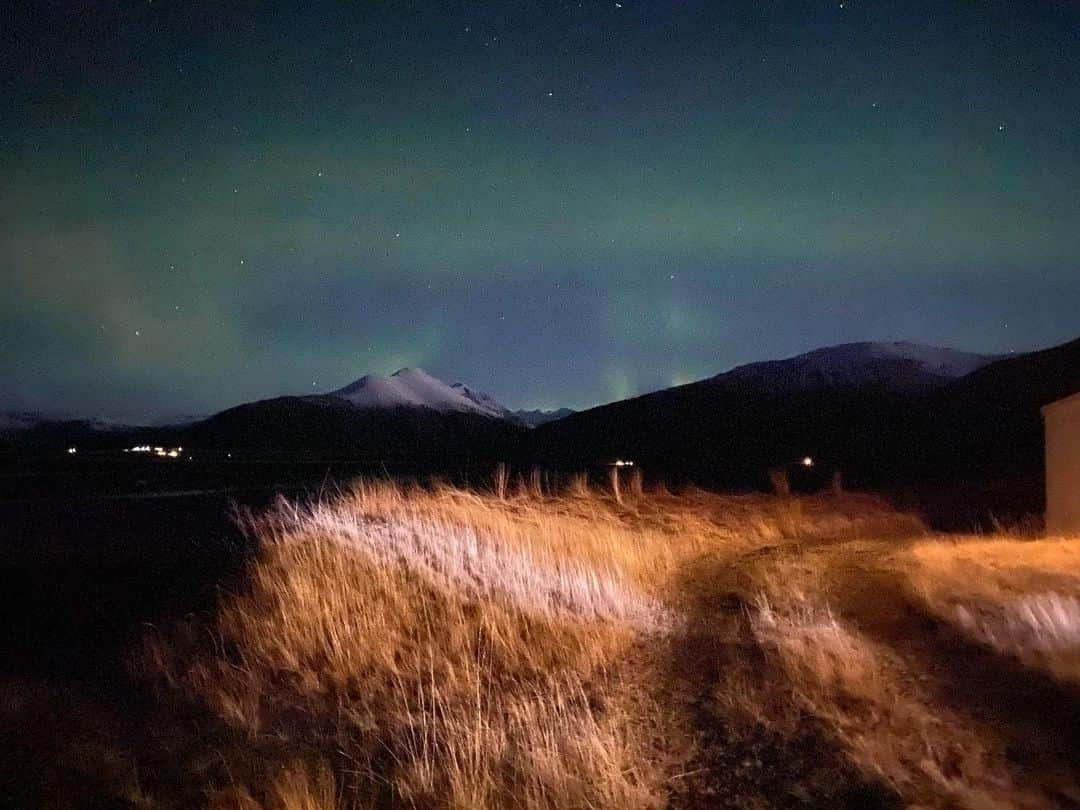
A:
656 524 1080 808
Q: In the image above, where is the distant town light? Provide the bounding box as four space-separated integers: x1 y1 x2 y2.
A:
129 443 183 458
802 456 814 467
613 459 635 467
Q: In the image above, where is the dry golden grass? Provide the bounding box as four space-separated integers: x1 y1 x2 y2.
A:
136 480 913 808
743 590 1039 808
717 531 1080 809
902 536 1080 682
142 480 676 808
207 761 337 810
129 479 1078 808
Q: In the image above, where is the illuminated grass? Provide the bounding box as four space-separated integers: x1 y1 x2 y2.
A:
903 536 1080 682
127 481 1074 808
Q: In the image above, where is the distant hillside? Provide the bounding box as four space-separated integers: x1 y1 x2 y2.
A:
6 339 1076 494
179 368 524 461
719 341 998 393
916 337 1080 480
1 368 526 464
527 337 1080 496
184 395 522 463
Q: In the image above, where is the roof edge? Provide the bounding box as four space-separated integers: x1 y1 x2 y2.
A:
1041 389 1080 417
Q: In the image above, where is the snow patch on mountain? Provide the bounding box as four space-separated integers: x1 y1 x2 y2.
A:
824 341 997 378
514 408 575 427
450 382 516 420
329 368 509 418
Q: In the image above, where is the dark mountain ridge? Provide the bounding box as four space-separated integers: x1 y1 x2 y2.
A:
526 337 1080 497
4 339 1076 510
183 394 523 465
718 341 998 393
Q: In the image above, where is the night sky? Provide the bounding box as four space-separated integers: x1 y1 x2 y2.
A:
3 1 1079 421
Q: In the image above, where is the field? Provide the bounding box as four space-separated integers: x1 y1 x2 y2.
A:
3 476 1079 808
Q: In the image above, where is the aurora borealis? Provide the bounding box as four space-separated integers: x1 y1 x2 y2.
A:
3 1 1079 420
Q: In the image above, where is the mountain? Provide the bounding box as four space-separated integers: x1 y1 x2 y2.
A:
331 368 511 419
184 396 522 462
527 337 1080 503
513 408 575 427
0 411 161 452
0 411 49 431
718 341 999 393
914 336 1080 480
179 368 524 461
330 369 572 428
449 382 518 421
0 409 201 434
9 339 1076 506
1 369 523 461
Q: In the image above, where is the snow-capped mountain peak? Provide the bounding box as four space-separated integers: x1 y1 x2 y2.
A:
800 341 998 378
329 368 510 418
449 382 516 420
718 341 1000 393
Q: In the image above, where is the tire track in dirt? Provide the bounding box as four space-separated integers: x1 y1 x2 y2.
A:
657 524 1080 808
658 546 900 808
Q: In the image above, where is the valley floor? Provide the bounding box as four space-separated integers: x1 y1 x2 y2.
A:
2 481 1078 808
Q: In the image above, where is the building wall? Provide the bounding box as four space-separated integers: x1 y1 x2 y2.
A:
1044 394 1080 534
